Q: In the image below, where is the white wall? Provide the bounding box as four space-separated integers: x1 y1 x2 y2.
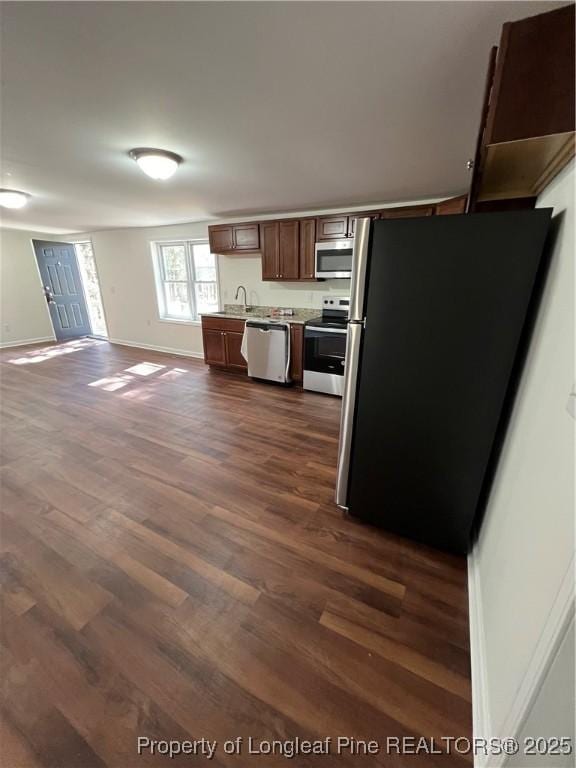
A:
507 617 575 768
87 224 206 357
0 228 57 346
469 161 575 766
218 254 349 309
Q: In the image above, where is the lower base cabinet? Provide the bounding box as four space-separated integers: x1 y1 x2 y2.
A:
201 316 304 383
289 324 303 383
224 331 246 371
202 317 247 372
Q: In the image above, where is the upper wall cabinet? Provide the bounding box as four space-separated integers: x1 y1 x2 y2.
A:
299 218 316 280
316 211 381 240
212 197 467 282
469 4 575 210
208 223 260 254
435 195 468 216
316 214 350 241
260 219 303 281
260 221 280 280
348 211 380 236
278 220 300 280
380 204 435 219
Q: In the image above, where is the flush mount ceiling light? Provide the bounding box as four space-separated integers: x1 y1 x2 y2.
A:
0 189 31 209
129 148 182 180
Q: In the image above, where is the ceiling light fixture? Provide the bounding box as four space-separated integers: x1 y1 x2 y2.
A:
0 189 30 209
129 148 182 180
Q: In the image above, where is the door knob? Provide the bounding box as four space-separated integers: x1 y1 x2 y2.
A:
44 286 55 304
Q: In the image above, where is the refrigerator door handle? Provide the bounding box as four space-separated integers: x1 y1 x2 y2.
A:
348 218 371 322
335 322 363 509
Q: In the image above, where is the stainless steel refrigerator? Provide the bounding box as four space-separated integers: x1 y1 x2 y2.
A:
336 210 552 554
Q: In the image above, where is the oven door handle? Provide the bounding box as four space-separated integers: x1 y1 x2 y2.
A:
305 326 347 334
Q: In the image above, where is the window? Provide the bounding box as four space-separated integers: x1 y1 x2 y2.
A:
74 241 108 337
153 241 219 321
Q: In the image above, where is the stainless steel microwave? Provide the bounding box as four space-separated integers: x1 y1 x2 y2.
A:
315 238 354 279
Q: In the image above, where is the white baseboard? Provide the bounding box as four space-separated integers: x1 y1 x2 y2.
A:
108 337 204 360
0 335 55 349
468 551 493 768
499 557 575 757
468 551 575 768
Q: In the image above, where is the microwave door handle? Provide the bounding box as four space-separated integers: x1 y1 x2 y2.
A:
335 322 362 509
349 218 371 322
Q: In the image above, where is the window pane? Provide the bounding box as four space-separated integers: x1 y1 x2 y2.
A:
195 282 218 315
161 245 187 281
74 242 108 337
165 282 191 318
192 243 216 282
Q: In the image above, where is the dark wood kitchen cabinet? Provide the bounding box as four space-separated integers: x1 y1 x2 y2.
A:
469 4 575 210
260 221 280 280
380 204 435 219
202 328 227 366
260 218 314 281
224 331 246 371
289 324 303 383
435 195 468 216
208 225 234 254
348 211 380 236
315 214 350 241
278 220 300 279
317 211 381 240
299 218 316 280
208 223 260 254
201 316 247 373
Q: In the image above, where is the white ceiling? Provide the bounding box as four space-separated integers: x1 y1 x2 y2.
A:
0 1 564 234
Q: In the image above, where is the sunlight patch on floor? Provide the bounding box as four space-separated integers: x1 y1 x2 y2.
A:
8 338 105 365
124 362 166 376
87 362 189 396
88 373 134 392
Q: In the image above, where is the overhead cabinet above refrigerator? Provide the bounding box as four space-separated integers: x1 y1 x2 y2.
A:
336 211 552 554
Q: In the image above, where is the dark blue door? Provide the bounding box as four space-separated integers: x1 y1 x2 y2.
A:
33 240 92 341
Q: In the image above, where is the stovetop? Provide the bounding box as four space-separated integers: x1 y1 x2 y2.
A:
305 315 348 329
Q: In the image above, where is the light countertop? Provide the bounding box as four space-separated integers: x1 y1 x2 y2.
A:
201 304 319 325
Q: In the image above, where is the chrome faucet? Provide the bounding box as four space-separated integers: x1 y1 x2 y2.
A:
235 285 250 310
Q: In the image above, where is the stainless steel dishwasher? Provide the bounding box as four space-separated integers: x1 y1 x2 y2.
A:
243 320 291 385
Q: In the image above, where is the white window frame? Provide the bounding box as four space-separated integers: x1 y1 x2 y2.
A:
152 239 220 324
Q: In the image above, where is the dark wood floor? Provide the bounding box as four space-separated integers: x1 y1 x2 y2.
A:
0 339 471 767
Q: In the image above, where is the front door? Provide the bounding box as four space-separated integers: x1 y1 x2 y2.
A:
33 240 92 341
